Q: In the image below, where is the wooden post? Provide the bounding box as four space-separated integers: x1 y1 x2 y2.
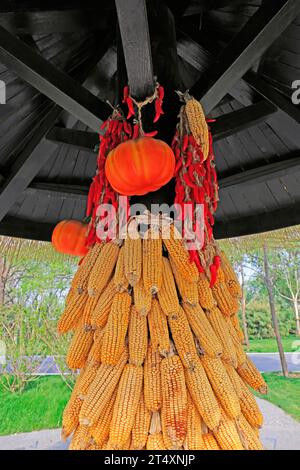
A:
263 243 289 377
240 263 250 351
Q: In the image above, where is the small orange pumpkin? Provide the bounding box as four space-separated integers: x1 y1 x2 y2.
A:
105 137 175 196
52 220 88 257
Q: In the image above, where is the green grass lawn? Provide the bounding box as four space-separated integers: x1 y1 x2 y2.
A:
0 376 71 436
257 373 300 422
247 335 300 353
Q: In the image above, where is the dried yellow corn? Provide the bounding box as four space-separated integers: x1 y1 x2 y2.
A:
157 257 179 316
231 314 245 342
131 391 151 450
223 362 243 398
113 246 129 293
69 424 91 450
65 287 75 308
146 432 166 450
90 389 117 448
168 307 198 370
57 292 88 334
91 279 116 328
148 298 170 356
79 347 128 426
206 306 237 367
212 279 239 317
169 257 198 305
144 344 162 412
184 355 221 431
197 273 216 310
200 356 241 420
239 377 264 428
183 303 223 358
128 306 148 366
184 392 205 450
87 241 120 297
202 432 220 450
237 357 268 394
87 328 105 364
213 407 243 450
225 317 247 368
161 354 187 449
66 322 94 370
143 230 163 294
133 277 152 316
124 232 142 287
101 291 131 365
71 243 103 292
162 224 199 282
185 97 209 160
220 251 242 299
109 364 143 449
82 294 100 327
237 414 264 450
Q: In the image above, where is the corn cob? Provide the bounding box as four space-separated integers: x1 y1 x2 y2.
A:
231 314 245 341
65 287 75 308
144 344 162 411
69 424 91 450
200 355 241 420
237 414 264 450
90 389 117 447
184 355 221 431
206 306 237 366
184 97 209 160
225 317 247 368
169 257 198 305
197 273 216 310
162 224 199 282
212 279 240 317
82 294 100 327
239 377 264 428
91 279 116 328
101 291 131 365
128 306 148 366
168 307 198 370
220 251 242 299
62 369 86 439
86 439 102 451
237 357 268 394
131 391 151 450
71 243 103 292
184 392 204 450
213 407 243 450
57 292 88 334
88 241 120 297
109 364 143 449
79 347 128 426
161 354 187 449
124 231 142 287
146 433 166 450
148 298 170 356
157 257 179 316
202 433 220 450
223 362 243 398
183 303 223 358
113 245 129 293
66 322 94 369
76 361 100 399
133 277 152 316
143 230 163 294
87 328 105 364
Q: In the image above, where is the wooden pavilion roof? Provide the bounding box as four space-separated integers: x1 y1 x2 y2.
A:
0 0 299 241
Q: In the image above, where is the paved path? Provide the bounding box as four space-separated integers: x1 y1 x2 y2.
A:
0 398 299 450
249 352 300 373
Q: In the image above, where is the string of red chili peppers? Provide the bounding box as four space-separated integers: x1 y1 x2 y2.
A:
171 105 220 286
85 83 165 247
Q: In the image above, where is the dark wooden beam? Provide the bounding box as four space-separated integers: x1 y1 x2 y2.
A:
0 8 110 35
115 0 154 99
46 127 99 153
211 100 277 141
244 71 300 124
215 203 300 239
190 0 300 113
0 216 55 241
0 37 112 222
0 25 112 131
27 181 89 200
219 153 300 189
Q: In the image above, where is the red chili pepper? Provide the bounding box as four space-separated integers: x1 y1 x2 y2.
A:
213 255 221 269
183 173 197 188
126 96 135 119
100 120 108 131
86 181 95 217
117 121 123 137
133 124 140 139
174 160 182 175
143 130 158 137
123 120 132 136
182 134 189 152
153 99 164 123
158 85 165 102
209 264 217 287
193 253 205 273
122 86 129 104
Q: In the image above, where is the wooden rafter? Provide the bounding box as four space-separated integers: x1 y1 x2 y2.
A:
115 0 154 99
46 127 99 153
0 25 112 131
190 0 300 113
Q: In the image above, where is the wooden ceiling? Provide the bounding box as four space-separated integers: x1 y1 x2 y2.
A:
0 0 299 241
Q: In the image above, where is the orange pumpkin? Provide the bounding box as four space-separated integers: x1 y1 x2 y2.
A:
52 220 88 257
105 137 175 196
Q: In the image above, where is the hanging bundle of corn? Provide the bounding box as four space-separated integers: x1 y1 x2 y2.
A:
59 219 267 450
